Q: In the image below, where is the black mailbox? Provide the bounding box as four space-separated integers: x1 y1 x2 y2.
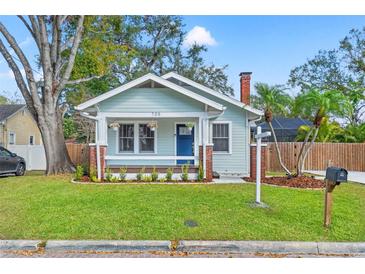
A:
325 167 348 185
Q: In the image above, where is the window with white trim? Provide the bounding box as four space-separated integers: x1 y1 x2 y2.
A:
9 132 15 145
212 123 230 153
119 124 134 153
139 124 155 153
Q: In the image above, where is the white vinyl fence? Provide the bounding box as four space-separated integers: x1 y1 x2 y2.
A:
8 145 46 170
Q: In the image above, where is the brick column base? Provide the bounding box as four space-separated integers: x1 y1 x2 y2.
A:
250 144 266 180
199 145 213 182
89 144 107 179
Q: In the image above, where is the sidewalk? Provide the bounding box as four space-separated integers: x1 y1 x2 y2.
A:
1 240 364 258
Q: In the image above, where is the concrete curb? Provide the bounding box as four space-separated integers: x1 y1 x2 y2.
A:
317 242 365 254
0 240 41 251
45 240 171 252
177 241 365 255
1 240 364 255
177 241 319 254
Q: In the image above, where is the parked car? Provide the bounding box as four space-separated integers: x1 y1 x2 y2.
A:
0 146 26 176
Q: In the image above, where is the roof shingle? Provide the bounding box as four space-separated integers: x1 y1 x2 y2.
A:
0 104 25 122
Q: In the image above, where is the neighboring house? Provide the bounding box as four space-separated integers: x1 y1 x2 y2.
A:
0 104 42 148
76 72 262 181
251 117 312 142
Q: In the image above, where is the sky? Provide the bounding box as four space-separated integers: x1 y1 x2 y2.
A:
0 15 364 101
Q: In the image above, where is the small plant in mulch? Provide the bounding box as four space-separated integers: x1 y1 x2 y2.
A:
142 174 152 182
75 165 84 181
105 167 113 182
244 175 325 189
151 167 159 182
180 163 189 181
136 167 145 181
165 167 173 181
119 166 127 182
197 161 204 182
89 168 100 183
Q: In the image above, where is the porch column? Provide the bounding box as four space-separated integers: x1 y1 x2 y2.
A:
200 117 213 182
89 144 107 180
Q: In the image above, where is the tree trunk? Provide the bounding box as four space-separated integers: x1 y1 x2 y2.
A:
296 126 314 176
268 122 292 176
299 127 319 175
37 110 75 175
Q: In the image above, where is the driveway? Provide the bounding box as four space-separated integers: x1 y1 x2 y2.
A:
306 170 365 184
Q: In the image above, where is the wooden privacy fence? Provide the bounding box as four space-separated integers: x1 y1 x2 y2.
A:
66 143 89 167
266 142 365 172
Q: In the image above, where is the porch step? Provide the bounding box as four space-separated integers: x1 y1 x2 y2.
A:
108 165 198 173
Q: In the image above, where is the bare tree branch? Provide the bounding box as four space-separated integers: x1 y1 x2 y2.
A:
37 16 54 104
0 22 42 109
65 75 102 85
0 38 37 118
17 16 36 40
28 16 41 49
57 16 85 93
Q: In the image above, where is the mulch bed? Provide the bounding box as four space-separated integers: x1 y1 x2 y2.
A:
244 176 325 189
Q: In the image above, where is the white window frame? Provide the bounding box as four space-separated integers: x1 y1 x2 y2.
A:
210 121 232 154
29 135 35 145
8 131 16 145
118 123 135 154
115 121 157 155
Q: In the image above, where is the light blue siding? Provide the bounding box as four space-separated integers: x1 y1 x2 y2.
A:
180 85 249 175
99 83 250 175
99 88 205 113
106 118 199 166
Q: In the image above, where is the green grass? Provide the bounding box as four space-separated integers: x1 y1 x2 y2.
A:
0 175 364 241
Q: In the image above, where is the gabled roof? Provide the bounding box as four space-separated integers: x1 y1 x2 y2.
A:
162 72 263 117
0 104 25 122
75 73 225 111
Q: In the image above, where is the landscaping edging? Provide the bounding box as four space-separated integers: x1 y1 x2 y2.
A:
1 240 364 255
71 178 211 185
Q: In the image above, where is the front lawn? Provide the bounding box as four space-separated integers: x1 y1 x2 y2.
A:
0 175 364 241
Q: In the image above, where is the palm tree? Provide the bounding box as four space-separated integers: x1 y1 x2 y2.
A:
293 89 350 176
296 117 344 143
254 83 293 176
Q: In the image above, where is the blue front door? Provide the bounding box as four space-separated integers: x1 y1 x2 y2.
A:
176 124 194 165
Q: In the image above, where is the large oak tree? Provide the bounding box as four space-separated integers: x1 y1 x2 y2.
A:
0 16 93 174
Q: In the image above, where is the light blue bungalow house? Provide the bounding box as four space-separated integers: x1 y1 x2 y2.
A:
75 72 262 181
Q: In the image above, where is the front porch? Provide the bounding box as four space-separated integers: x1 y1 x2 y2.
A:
89 112 216 181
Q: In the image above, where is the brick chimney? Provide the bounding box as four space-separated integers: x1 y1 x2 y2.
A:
239 72 252 105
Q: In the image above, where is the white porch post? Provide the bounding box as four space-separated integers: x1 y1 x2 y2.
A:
202 117 209 178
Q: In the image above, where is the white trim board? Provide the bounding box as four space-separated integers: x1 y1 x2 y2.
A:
76 73 224 111
162 72 263 117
